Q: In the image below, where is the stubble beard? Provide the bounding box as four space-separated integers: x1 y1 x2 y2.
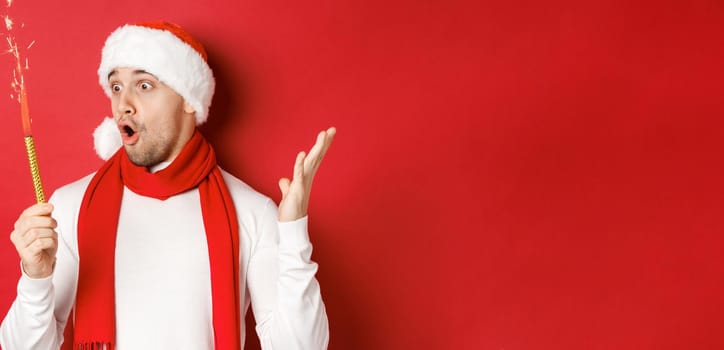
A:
125 133 173 168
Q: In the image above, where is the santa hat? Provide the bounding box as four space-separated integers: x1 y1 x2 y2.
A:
93 21 215 160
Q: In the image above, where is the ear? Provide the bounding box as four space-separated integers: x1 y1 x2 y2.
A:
183 101 196 115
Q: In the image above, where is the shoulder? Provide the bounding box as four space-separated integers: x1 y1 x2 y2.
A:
49 173 96 210
219 168 278 225
47 173 96 254
220 169 275 209
219 171 281 267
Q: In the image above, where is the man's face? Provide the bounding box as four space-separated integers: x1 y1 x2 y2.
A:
108 67 196 167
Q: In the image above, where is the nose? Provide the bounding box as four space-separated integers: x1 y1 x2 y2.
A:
116 89 136 119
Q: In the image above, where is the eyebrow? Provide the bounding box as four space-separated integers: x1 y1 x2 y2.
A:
107 69 158 80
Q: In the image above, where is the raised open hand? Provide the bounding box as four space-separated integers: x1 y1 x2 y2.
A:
278 127 336 222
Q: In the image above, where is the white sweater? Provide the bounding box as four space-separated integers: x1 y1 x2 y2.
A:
0 169 329 349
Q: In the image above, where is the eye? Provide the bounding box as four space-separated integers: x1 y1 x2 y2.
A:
140 82 153 90
110 84 122 92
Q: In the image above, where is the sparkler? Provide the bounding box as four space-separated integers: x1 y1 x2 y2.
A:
4 8 45 203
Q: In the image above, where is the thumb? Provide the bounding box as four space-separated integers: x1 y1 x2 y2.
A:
278 177 291 197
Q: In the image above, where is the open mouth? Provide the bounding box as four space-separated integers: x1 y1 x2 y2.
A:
123 125 135 137
119 122 140 144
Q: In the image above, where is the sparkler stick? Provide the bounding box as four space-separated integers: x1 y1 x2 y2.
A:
21 83 45 203
5 13 45 203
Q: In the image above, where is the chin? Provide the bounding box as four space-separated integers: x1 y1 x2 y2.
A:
127 148 170 168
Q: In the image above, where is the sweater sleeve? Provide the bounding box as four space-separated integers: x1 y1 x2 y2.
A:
0 191 80 350
0 226 78 350
246 199 329 350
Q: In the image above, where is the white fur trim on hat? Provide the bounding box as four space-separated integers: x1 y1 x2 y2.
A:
97 24 215 124
93 117 122 161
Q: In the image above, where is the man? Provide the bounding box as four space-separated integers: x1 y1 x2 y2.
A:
0 21 331 349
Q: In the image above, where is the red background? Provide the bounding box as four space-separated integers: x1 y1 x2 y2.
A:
1 0 723 349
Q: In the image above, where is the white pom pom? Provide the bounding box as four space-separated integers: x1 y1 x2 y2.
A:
93 117 122 160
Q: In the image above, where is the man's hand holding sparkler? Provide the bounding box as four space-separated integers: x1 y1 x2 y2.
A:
9 203 57 279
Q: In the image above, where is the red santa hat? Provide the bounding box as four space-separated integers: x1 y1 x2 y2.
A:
93 21 215 160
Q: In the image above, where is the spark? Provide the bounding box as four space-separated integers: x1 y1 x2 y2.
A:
6 0 12 7
27 40 34 49
4 15 12 30
5 27 26 98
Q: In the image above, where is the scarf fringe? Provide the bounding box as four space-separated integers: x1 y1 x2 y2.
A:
76 341 113 350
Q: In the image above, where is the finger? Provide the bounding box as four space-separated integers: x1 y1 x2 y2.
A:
12 219 55 251
315 127 336 162
278 177 291 197
317 126 336 162
305 128 336 174
293 151 306 181
19 203 54 220
23 236 58 256
9 229 22 247
17 233 57 265
19 228 57 249
304 131 327 170
23 216 57 230
15 216 57 239
15 204 55 232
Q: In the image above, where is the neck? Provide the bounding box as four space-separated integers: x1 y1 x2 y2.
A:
148 161 171 173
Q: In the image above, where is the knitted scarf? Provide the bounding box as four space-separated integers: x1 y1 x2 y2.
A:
69 130 241 350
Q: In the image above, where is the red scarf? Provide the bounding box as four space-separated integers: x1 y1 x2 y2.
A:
68 130 241 350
